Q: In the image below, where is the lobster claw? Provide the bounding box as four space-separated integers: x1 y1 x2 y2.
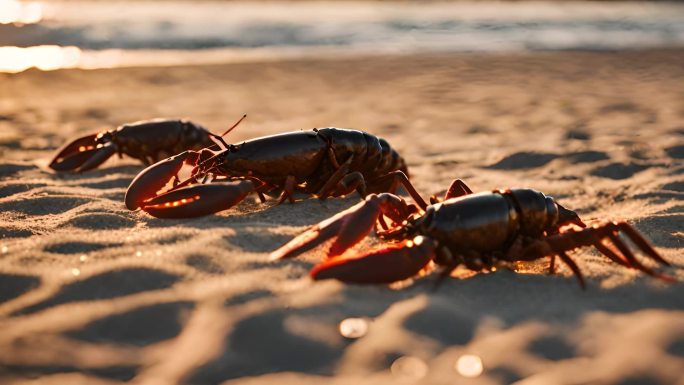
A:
49 133 116 172
125 151 196 210
311 236 436 284
269 195 385 261
138 180 255 219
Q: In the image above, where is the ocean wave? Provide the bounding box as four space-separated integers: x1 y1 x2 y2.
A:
2 1 684 52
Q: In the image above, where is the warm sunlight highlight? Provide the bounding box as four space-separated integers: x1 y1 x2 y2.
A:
338 318 369 339
0 45 81 73
455 354 484 378
0 0 42 24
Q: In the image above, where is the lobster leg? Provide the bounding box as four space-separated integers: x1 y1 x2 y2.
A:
444 179 473 199
125 151 199 210
269 193 414 260
48 133 111 172
329 171 367 197
616 222 670 265
593 242 631 267
604 232 672 281
367 171 428 210
139 180 255 218
278 175 297 204
557 251 585 288
529 221 675 286
432 247 466 289
548 254 556 274
311 236 436 284
430 179 473 204
316 157 354 199
589 222 673 281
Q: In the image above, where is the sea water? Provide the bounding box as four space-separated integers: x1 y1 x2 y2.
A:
1 0 683 72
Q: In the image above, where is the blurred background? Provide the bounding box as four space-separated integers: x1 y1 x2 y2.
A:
2 0 684 73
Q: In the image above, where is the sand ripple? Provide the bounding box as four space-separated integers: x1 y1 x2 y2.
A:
0 51 682 384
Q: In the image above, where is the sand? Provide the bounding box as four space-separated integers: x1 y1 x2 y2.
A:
0 50 682 385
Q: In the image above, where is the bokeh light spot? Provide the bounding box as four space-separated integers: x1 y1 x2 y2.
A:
338 317 368 339
455 354 483 378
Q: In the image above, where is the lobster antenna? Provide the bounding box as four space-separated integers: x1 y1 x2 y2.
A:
221 114 247 137
207 114 247 151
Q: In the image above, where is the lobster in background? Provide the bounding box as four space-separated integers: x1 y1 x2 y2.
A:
48 118 230 173
125 126 423 219
270 179 674 288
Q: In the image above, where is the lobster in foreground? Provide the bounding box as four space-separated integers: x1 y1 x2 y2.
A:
270 179 674 288
125 127 424 218
48 118 222 172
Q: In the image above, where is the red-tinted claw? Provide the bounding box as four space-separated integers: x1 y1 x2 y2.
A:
140 180 254 218
268 195 383 261
74 142 116 172
330 196 384 257
125 151 195 210
49 133 102 172
268 222 341 261
311 236 436 284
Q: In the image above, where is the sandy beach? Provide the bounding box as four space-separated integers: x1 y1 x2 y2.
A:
0 50 683 384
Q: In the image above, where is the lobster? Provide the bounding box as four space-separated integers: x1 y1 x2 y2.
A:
124 127 424 219
270 179 674 288
48 118 225 173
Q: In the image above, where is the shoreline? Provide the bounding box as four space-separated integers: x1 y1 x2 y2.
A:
4 45 684 75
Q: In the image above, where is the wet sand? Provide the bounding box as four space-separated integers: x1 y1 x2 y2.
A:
0 50 683 385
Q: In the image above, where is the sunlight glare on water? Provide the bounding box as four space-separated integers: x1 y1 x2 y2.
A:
1 1 683 73
0 0 42 24
0 45 81 73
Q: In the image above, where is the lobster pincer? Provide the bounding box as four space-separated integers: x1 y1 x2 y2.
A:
123 148 265 218
48 118 221 172
134 180 257 219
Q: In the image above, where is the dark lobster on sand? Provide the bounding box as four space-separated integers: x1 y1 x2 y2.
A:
271 179 674 288
48 119 219 172
125 126 422 218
